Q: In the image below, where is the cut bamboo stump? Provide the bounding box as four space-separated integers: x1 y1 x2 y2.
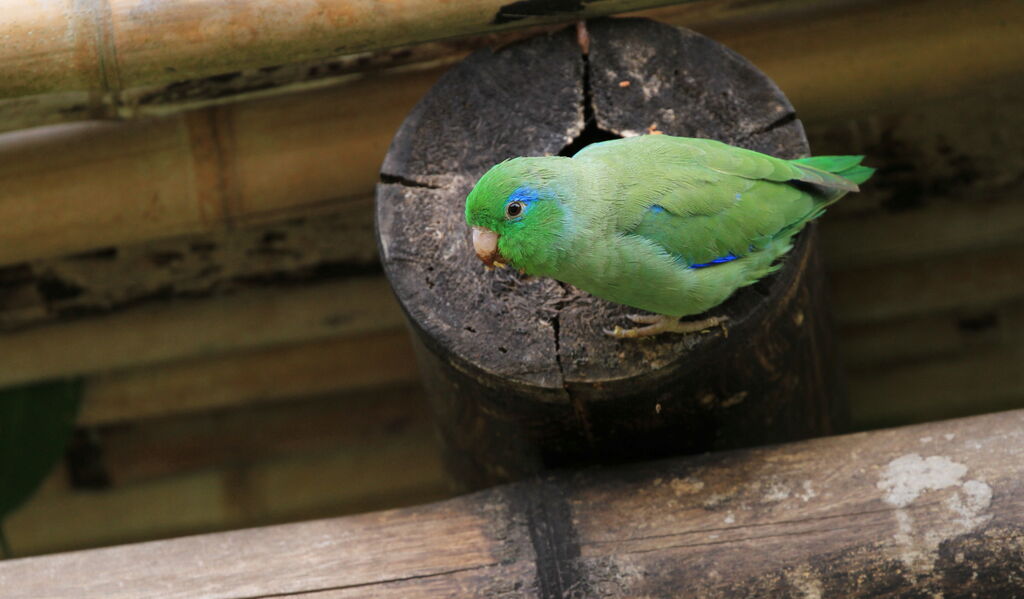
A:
376 19 841 489
3 410 1023 598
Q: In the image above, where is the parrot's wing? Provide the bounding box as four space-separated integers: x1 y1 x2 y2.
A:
578 136 856 265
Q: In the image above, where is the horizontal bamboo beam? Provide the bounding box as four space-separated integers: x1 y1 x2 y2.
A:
5 409 448 557
0 195 379 332
52 291 1024 433
60 293 1024 433
2 409 1022 598
0 277 403 389
820 196 1024 269
839 298 1024 371
851 343 1024 428
93 383 433 485
0 65 436 265
0 34 513 134
0 0 689 100
0 0 1020 266
78 328 420 426
830 243 1024 325
0 0 862 133
0 0 1019 132
670 0 1024 123
6 224 1024 393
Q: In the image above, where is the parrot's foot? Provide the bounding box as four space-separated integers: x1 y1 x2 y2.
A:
604 314 729 339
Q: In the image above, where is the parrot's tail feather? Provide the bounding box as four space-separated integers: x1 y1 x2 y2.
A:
793 155 876 187
834 164 876 185
771 155 876 241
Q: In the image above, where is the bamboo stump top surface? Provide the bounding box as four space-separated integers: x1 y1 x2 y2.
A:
377 19 832 485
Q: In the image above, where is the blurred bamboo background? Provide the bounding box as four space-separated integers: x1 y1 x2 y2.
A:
1 0 1022 556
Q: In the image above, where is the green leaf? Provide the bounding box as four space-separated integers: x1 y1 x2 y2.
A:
0 379 82 531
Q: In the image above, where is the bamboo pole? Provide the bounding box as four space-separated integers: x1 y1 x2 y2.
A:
0 0 1019 132
0 67 441 266
2 409 1022 598
5 415 448 557
78 328 420 426
0 29 547 135
0 0 1019 266
0 0 847 133
0 0 690 100
0 276 404 389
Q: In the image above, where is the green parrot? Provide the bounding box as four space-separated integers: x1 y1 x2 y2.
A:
464 135 873 337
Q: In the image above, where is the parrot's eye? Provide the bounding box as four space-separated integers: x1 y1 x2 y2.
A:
505 201 525 219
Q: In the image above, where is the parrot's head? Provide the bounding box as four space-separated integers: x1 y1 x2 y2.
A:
464 157 575 274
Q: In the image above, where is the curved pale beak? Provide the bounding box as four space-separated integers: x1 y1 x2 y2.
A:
472 226 504 267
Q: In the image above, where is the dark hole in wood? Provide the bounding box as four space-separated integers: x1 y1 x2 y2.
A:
36 275 85 302
68 247 119 261
148 251 185 266
64 429 112 490
0 264 34 284
958 312 999 333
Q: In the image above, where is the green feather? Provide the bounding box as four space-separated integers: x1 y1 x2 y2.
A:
794 155 876 185
464 135 873 318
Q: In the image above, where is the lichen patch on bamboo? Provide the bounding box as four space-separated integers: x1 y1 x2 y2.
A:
877 453 967 507
877 453 994 573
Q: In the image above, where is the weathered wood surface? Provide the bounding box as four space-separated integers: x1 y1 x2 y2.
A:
377 19 840 488
3 410 1022 598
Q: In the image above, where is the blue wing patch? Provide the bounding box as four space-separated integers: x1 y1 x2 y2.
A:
633 205 747 268
690 253 739 269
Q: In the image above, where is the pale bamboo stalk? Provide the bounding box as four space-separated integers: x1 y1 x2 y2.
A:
0 0 1020 132
0 0 1020 267
78 328 421 426
0 276 404 389
0 29 545 134
0 67 442 266
0 0 689 100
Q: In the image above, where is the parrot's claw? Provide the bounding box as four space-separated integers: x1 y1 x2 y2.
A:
604 315 729 339
625 313 664 325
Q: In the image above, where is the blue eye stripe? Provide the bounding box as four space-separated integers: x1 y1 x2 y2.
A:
505 186 539 219
507 186 540 205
